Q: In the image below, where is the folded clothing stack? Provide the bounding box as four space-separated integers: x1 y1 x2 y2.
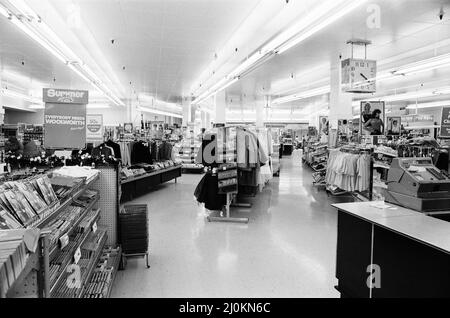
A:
52 166 100 184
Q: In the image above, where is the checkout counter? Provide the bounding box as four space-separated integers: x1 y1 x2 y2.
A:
334 158 450 298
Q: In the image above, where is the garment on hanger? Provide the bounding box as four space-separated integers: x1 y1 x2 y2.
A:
194 172 226 211
92 145 113 158
105 140 121 159
326 149 370 192
131 141 152 164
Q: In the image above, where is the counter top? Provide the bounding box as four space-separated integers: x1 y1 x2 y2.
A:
332 202 450 254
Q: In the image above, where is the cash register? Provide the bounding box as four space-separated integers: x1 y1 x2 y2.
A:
384 157 450 212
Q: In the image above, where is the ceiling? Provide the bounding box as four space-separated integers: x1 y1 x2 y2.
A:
0 0 449 119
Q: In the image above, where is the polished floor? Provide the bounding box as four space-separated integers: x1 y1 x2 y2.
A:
111 150 354 298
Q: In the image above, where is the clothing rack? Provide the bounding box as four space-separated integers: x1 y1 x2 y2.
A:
207 126 250 224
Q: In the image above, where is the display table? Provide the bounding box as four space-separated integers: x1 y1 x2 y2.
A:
120 165 182 203
333 201 450 298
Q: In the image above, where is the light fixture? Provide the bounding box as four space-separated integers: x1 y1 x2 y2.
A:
193 78 238 105
87 103 110 109
29 104 44 109
0 2 125 106
0 88 42 104
392 53 450 76
406 100 450 109
276 0 368 54
138 107 183 118
272 86 330 105
191 0 365 106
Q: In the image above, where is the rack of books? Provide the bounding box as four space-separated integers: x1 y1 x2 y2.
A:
0 165 123 298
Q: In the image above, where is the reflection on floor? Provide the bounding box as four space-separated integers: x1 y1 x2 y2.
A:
111 150 354 297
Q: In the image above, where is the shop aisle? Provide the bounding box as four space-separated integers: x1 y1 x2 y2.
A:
112 152 352 298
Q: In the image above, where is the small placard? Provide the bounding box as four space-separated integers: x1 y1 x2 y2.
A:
59 233 69 250
74 247 81 264
92 222 97 234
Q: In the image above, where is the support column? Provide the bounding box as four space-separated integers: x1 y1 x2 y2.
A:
182 97 191 127
214 90 226 125
329 55 353 129
201 110 206 129
205 112 211 130
255 96 265 128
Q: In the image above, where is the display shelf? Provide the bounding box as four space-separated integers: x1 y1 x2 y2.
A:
48 194 100 261
76 228 108 298
49 209 101 294
373 162 390 170
34 173 100 229
374 150 397 157
105 247 121 298
120 165 181 184
4 251 38 298
51 228 107 298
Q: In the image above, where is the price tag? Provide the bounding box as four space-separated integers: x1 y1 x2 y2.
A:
74 247 81 264
59 233 69 250
92 222 97 234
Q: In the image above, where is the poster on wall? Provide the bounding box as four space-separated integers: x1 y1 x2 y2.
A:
319 116 329 135
440 107 450 138
360 101 385 136
44 103 86 149
86 114 103 142
386 116 401 136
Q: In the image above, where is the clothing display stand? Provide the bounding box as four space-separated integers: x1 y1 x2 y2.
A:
207 127 250 224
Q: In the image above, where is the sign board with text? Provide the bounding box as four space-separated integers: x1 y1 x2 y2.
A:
440 107 450 138
86 114 103 142
43 88 88 149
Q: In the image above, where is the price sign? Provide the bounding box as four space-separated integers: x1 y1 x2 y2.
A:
59 233 69 250
74 247 81 264
92 222 97 234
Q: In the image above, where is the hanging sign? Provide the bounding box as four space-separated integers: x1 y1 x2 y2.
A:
440 107 450 138
86 114 103 142
43 88 89 104
43 88 88 149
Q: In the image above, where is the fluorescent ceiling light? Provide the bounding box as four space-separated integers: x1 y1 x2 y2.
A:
392 53 450 76
272 86 330 105
192 0 365 106
138 107 183 118
193 78 238 105
1 88 42 104
87 103 110 109
0 2 124 106
406 101 450 109
9 15 67 64
276 0 368 54
29 104 44 109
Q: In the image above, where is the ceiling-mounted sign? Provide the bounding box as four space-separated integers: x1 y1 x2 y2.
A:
44 103 87 149
43 88 89 104
86 114 103 142
43 87 88 149
440 107 450 138
341 58 377 93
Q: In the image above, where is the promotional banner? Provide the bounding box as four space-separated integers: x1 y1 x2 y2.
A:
86 114 103 142
440 107 450 138
319 116 329 135
43 88 88 149
44 103 86 149
360 101 385 136
43 88 89 104
386 116 401 136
